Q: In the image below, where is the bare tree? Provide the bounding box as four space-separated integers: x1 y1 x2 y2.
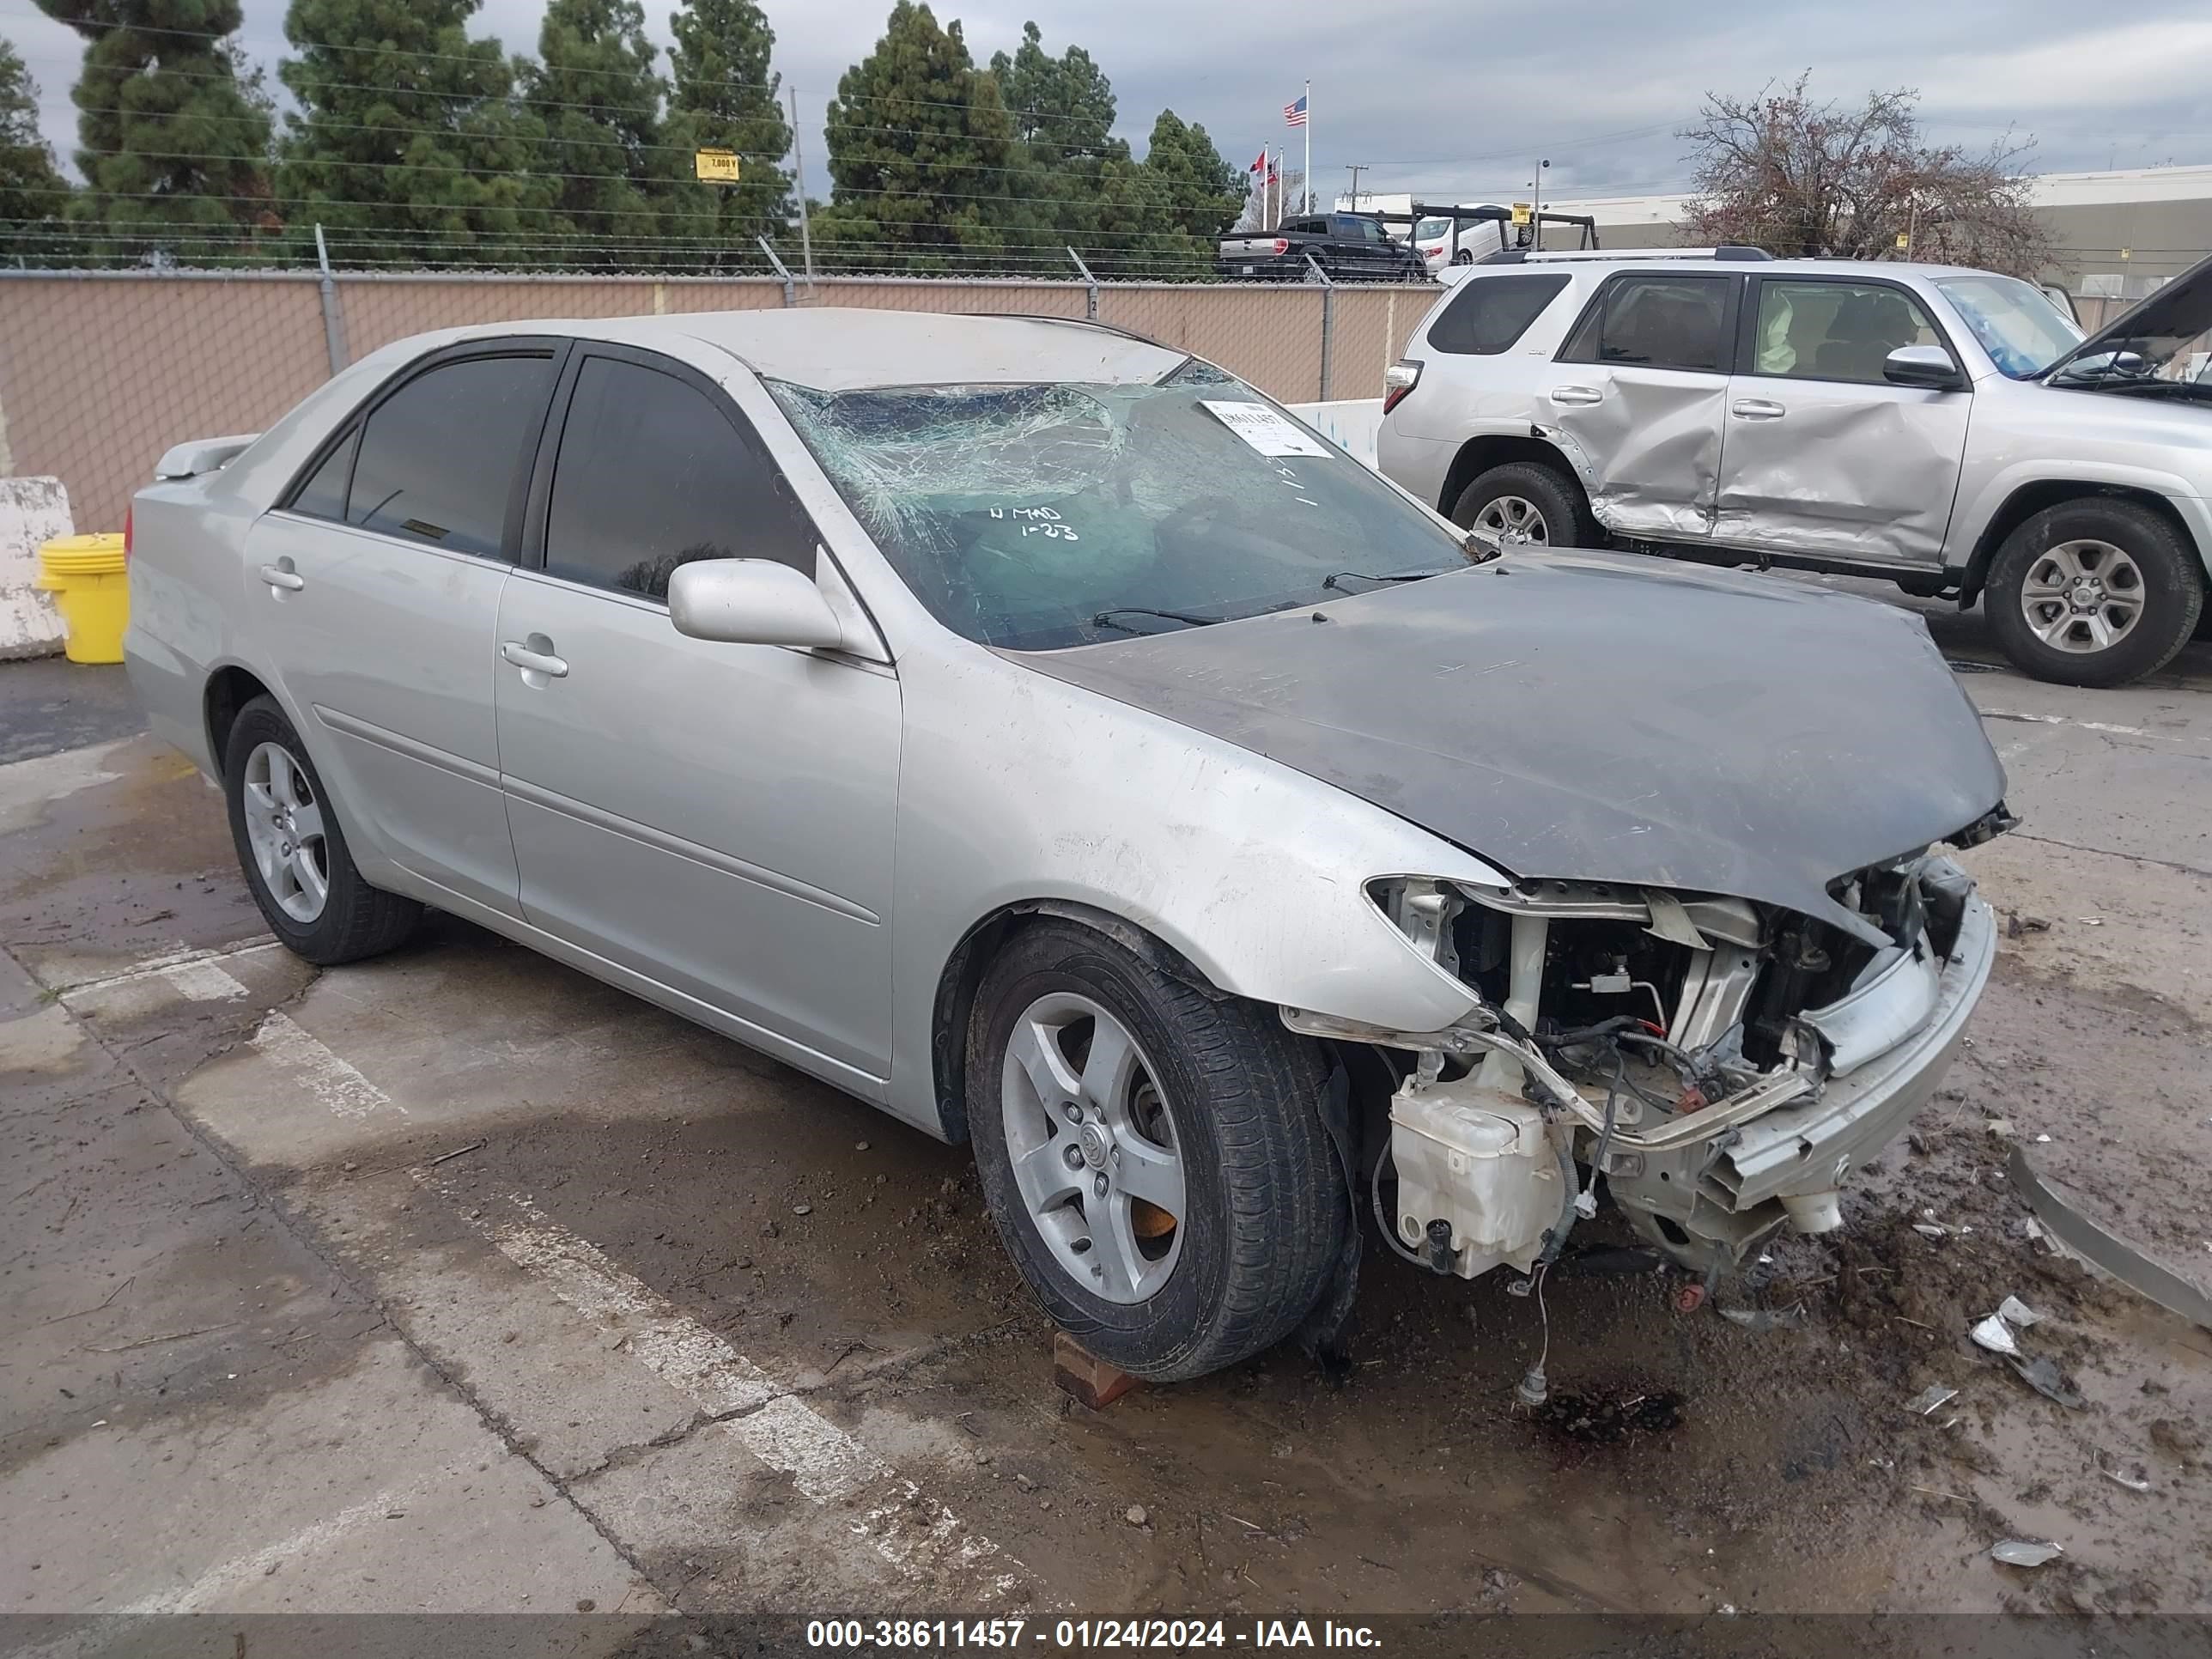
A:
1680 73 2052 276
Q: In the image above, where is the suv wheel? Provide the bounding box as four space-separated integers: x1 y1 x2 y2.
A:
223 695 423 964
1451 460 1598 549
965 921 1346 1382
1450 248 1474 265
1984 499 2205 687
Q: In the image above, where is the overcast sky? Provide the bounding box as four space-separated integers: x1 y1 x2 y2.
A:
7 0 2212 206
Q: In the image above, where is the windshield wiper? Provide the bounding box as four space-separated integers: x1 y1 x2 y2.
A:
1322 569 1431 590
1091 607 1221 632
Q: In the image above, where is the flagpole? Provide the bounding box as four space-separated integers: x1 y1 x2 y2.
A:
1303 80 1311 213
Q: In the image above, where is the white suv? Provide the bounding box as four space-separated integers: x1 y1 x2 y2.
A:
1377 248 2212 686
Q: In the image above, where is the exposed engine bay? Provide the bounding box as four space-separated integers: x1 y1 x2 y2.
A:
1284 841 2002 1293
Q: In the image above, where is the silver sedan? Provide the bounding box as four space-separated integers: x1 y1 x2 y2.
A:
125 309 2008 1380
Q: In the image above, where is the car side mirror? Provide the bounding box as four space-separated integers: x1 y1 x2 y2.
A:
667 557 848 651
1883 345 1967 392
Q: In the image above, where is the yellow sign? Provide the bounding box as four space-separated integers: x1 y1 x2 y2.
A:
694 149 742 184
1896 231 1910 249
1510 203 1531 227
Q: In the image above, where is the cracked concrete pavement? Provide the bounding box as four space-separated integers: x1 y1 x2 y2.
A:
2 599 2209 1623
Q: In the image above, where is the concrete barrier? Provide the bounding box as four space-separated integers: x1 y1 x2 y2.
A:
1287 398 1384 470
1 477 73 659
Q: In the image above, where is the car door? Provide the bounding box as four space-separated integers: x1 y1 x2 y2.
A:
1537 270 1739 538
492 343 901 1084
241 342 563 916
1712 276 1972 563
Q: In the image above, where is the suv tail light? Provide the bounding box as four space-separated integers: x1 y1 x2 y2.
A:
1271 238 1289 256
1382 358 1422 415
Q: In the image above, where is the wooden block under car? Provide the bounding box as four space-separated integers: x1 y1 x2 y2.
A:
1053 1330 1142 1410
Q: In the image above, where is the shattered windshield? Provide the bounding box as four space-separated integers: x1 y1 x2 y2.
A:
768 368 1480 650
1936 275 2083 379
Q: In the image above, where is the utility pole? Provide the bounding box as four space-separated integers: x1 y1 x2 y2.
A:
1531 158 1548 249
1343 164 1370 212
789 86 816 288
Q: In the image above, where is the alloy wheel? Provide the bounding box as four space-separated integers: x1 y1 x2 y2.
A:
1000 992 1185 1304
1475 494 1549 545
2021 538 2144 653
241 740 330 923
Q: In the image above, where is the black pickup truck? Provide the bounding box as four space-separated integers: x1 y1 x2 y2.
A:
1217 213 1430 282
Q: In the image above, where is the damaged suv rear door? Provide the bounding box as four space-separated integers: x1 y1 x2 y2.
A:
1540 270 1740 538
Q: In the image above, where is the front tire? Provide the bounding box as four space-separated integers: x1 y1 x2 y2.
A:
1451 459 1600 549
966 921 1346 1382
1984 499 2204 687
222 696 422 965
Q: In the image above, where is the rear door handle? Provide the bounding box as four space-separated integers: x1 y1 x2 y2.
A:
500 640 568 679
1731 398 1787 420
258 562 305 592
1549 385 1603 406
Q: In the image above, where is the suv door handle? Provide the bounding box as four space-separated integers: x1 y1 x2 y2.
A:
500 640 568 679
258 562 305 592
1549 385 1603 406
1731 398 1787 420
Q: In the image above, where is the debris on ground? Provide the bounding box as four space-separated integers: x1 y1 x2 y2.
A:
1904 1383 1958 1417
1125 1504 1149 1527
1970 1314 2021 1356
1990 1540 2063 1568
2103 1463 2153 1493
1996 1295 2044 1328
2008 1354 2085 1409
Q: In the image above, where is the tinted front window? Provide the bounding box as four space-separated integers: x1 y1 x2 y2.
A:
545 356 815 599
347 354 553 557
1752 281 1944 382
1566 275 1731 372
1429 273 1570 355
1936 274 2087 378
770 374 1480 652
289 430 355 520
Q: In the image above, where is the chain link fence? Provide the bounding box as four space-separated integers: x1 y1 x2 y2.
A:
0 269 1436 532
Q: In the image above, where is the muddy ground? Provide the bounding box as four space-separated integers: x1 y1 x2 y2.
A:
2 592 2208 1631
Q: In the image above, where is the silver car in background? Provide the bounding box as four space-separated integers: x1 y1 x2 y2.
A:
125 310 2007 1382
1380 249 2212 686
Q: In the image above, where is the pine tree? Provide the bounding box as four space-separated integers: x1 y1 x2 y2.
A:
1141 110 1244 246
276 0 555 266
665 0 793 258
2 38 73 252
34 0 274 248
816 2 1014 270
524 0 681 263
988 21 1114 165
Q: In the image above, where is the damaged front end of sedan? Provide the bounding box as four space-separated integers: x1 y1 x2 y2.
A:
1285 817 2007 1290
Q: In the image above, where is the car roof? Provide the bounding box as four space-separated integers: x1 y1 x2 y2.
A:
1462 253 2003 283
376 307 1190 392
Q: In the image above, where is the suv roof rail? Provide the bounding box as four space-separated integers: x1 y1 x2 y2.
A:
1484 245 1775 264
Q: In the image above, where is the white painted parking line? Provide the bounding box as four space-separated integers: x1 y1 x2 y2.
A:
248 1010 401 1118
52 937 278 1000
444 1187 1023 1599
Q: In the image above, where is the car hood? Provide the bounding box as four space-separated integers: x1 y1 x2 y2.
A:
2043 251 2212 381
1009 552 2008 942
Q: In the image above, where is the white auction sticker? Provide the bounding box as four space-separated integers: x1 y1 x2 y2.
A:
1200 399 1333 457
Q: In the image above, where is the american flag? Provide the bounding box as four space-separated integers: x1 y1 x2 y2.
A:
1284 94 1307 127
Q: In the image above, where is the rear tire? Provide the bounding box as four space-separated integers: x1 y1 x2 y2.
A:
1451 460 1600 550
222 696 422 965
965 921 1346 1382
1984 499 2204 687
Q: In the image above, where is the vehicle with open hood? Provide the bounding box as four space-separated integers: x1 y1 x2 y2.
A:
124 309 2008 1382
1380 249 2212 686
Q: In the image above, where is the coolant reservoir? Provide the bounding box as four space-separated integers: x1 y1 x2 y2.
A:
1390 1082 1560 1279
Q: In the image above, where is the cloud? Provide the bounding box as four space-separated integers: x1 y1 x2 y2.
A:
5 0 2209 211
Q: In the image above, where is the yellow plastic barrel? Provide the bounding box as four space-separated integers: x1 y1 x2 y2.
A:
34 533 130 665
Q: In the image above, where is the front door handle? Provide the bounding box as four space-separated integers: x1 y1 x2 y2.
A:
258 562 305 592
500 640 568 679
1549 385 1604 406
1731 398 1787 420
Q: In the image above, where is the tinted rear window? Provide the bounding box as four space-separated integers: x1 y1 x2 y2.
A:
1427 273 1571 355
346 354 555 557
